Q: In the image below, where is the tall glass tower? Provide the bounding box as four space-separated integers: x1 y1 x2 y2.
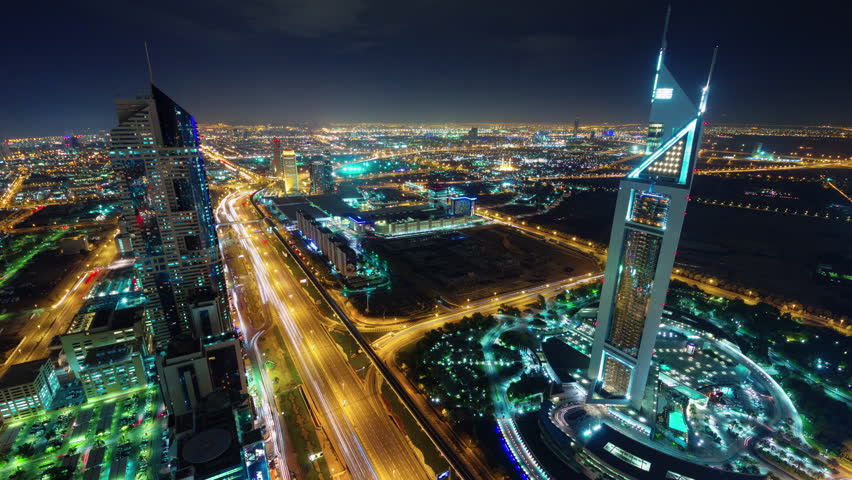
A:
588 10 716 409
110 85 232 350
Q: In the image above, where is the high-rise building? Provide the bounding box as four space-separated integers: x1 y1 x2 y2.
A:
271 137 281 176
110 85 231 350
573 118 580 138
282 149 298 193
588 10 716 409
310 156 333 194
270 138 299 193
468 127 478 140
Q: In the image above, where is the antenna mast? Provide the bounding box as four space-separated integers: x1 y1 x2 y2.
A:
144 42 154 84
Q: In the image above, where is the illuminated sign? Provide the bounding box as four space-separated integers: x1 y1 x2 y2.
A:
655 87 674 100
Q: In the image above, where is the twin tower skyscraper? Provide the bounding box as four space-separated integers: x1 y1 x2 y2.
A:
588 8 717 409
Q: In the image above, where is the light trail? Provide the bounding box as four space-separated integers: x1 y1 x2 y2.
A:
220 190 430 480
826 180 852 204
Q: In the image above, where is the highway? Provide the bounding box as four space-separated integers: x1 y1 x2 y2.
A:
216 213 291 477
218 190 431 480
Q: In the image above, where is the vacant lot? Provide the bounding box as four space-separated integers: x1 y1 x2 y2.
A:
355 225 598 316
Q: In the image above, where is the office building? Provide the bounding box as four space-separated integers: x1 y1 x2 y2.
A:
60 307 147 401
573 118 580 138
61 307 145 373
271 138 299 192
78 342 146 401
588 12 716 409
447 196 477 217
157 333 247 416
271 137 281 176
310 157 333 194
297 211 358 276
0 358 59 420
468 127 478 140
109 84 231 349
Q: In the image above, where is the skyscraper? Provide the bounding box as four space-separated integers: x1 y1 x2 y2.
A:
588 9 716 409
309 156 333 194
270 138 299 193
271 137 281 176
282 149 299 192
110 85 231 349
573 118 580 138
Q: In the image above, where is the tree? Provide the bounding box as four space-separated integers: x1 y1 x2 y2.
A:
15 443 35 458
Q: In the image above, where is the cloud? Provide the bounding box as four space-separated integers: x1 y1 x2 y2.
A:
233 0 368 37
129 0 369 38
512 32 583 55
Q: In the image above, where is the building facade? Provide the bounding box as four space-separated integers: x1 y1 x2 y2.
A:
109 85 231 349
0 358 59 420
297 211 357 276
78 343 146 400
270 138 299 193
310 157 333 194
588 15 716 409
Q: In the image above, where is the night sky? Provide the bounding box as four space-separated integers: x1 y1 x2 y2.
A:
2 0 850 137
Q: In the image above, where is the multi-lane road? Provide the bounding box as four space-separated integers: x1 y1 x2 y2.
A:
0 229 118 375
218 190 432 480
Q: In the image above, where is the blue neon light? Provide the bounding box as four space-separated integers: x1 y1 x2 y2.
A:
628 118 697 183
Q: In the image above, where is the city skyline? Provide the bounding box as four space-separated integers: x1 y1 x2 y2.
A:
2 1 852 137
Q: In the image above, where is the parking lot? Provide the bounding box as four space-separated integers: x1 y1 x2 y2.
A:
0 385 167 480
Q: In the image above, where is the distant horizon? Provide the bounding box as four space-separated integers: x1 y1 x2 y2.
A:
5 121 852 141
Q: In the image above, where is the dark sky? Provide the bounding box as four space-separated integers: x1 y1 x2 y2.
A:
1 0 850 137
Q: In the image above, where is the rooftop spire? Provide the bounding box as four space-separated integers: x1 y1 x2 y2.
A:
144 42 154 85
660 3 672 50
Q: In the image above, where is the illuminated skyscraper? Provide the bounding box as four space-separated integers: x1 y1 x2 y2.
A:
271 138 299 193
110 85 232 349
310 156 333 194
588 9 716 409
271 137 281 176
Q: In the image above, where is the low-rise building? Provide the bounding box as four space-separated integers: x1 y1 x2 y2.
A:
78 342 146 400
60 235 90 255
60 306 145 374
297 211 358 276
0 358 59 421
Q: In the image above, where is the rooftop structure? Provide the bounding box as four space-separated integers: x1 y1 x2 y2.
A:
157 333 247 416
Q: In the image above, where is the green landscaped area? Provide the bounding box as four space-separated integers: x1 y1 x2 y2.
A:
0 385 166 480
0 230 67 290
258 327 332 480
379 382 449 478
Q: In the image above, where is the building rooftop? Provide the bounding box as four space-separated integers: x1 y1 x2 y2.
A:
584 423 766 480
82 343 134 369
0 358 49 389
